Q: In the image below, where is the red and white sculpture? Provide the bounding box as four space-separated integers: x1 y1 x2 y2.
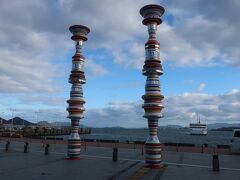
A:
140 4 165 168
67 25 90 160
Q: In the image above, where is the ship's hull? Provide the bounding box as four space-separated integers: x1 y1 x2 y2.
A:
190 128 207 135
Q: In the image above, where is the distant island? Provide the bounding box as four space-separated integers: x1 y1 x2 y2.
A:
211 127 240 131
0 117 70 127
0 116 239 130
0 117 35 126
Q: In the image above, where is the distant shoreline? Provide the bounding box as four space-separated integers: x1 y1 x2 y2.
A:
1 117 240 130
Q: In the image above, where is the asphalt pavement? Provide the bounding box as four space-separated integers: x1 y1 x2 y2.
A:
0 141 240 180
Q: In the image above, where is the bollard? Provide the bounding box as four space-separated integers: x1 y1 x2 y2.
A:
45 144 50 155
112 148 118 162
84 141 87 151
141 144 144 156
24 142 29 153
212 154 219 171
5 141 10 152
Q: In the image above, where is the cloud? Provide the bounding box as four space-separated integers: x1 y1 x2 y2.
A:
1 0 240 127
84 101 146 128
1 0 239 94
84 0 240 68
112 41 144 69
19 95 66 106
0 48 57 93
162 0 240 67
3 89 240 127
0 0 69 94
163 90 240 125
82 89 240 127
183 80 194 84
197 83 206 92
0 0 150 94
85 0 240 68
85 59 110 77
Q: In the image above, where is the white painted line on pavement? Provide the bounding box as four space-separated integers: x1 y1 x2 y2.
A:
162 162 240 171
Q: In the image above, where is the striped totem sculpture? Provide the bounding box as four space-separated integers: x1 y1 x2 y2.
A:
140 4 165 168
67 25 90 160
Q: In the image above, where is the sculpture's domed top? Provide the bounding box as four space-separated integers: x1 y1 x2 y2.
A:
69 25 90 41
140 4 165 25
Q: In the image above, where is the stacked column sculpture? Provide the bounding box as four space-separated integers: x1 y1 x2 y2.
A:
67 25 90 160
140 4 165 168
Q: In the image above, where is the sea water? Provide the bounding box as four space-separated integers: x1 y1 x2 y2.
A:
78 128 234 147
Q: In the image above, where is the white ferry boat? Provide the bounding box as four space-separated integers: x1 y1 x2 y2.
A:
189 117 207 135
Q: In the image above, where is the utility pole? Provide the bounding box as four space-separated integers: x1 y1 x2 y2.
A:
21 113 26 128
9 108 16 138
35 110 42 125
0 112 4 129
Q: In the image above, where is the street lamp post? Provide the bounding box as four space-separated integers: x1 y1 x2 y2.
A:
21 113 26 127
9 108 16 138
0 112 4 126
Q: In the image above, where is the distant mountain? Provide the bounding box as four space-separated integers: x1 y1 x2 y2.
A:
0 117 35 126
0 117 8 124
1 118 82 127
212 126 240 131
207 123 240 129
0 117 6 121
159 125 183 129
51 121 71 127
37 121 51 127
50 121 88 127
80 124 88 128
1 117 239 129
103 126 125 129
159 123 240 130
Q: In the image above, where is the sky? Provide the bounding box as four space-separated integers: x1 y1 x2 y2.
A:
0 0 240 127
